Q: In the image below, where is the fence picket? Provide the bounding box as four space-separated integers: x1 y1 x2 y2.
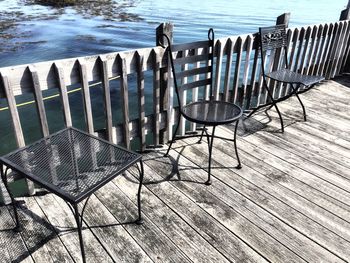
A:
78 60 94 134
117 55 131 149
54 63 72 128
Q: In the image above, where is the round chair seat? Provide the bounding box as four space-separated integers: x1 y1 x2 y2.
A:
182 100 242 125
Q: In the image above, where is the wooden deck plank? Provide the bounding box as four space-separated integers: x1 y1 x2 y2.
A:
278 95 350 146
34 194 114 263
16 197 74 262
294 90 350 124
288 99 350 131
78 194 153 263
160 146 342 262
172 136 350 261
2 77 350 262
256 118 350 184
219 127 350 227
143 151 309 262
138 155 269 263
258 104 350 181
241 115 350 206
0 206 34 263
238 132 350 218
93 180 193 263
112 171 233 263
241 117 350 196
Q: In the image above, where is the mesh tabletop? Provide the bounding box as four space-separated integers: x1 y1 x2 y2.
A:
183 100 242 125
266 69 325 86
0 128 141 203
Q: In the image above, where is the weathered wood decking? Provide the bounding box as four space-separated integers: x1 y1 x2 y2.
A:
1 77 350 262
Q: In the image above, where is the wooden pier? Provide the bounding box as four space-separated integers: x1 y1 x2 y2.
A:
1 77 350 262
1 7 350 262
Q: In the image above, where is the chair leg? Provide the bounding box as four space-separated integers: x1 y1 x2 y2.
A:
164 113 181 157
264 84 284 132
264 104 274 114
291 84 307 121
198 125 206 144
136 160 144 225
205 126 216 185
233 120 242 169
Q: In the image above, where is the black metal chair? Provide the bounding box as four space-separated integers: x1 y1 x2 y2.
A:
246 24 325 132
160 29 242 185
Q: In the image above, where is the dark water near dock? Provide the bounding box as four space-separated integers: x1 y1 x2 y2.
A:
0 0 348 155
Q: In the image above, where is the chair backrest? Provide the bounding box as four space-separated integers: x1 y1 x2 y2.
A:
259 24 289 73
162 29 215 110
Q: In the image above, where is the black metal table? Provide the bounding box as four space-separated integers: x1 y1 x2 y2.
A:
0 127 144 263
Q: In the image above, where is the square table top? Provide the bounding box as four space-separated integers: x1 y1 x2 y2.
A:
0 127 142 203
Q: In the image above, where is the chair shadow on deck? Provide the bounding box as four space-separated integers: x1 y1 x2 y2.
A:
133 143 242 186
241 108 303 136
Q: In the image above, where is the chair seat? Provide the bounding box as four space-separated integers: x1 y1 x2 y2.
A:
266 69 325 86
182 100 242 125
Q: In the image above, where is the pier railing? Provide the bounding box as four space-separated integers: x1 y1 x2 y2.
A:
1 10 350 194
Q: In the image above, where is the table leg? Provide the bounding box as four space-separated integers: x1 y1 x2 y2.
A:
72 203 86 263
136 160 144 224
0 164 22 232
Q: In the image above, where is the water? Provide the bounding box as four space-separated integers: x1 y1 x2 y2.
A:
0 0 347 67
0 0 348 155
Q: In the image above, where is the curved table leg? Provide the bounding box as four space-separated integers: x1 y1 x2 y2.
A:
72 203 86 263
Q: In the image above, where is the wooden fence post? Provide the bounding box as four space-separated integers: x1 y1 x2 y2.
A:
276 13 290 27
156 22 173 144
340 8 350 20
339 8 350 73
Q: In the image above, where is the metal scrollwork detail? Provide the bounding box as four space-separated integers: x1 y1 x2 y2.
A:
261 26 287 50
263 31 283 44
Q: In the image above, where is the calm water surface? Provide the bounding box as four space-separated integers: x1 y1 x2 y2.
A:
0 0 348 155
0 0 347 67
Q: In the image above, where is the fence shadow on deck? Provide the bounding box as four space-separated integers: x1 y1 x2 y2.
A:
333 74 350 88
0 204 58 263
